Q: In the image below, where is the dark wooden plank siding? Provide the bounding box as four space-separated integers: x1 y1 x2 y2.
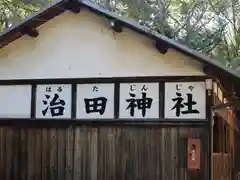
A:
5 127 13 180
28 128 36 180
50 128 57 180
42 127 49 180
0 124 208 180
0 127 5 179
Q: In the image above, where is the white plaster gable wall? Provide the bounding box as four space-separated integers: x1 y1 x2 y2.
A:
0 8 205 79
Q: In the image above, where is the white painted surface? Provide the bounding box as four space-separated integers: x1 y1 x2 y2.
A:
76 83 114 119
0 85 31 118
35 84 72 118
119 83 159 119
164 82 206 119
0 8 205 80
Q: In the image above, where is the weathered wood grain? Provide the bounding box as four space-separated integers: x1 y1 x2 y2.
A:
0 125 210 180
35 128 42 180
65 126 74 180
20 127 27 180
0 127 6 179
50 128 57 180
73 126 82 180
27 128 35 180
41 128 49 180
57 128 66 180
90 127 98 180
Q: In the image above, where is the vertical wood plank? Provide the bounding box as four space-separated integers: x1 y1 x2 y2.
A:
149 127 156 180
5 127 13 180
49 128 57 180
41 128 49 180
0 127 6 179
171 128 178 180
57 128 66 180
35 128 42 180
83 127 89 180
144 127 151 180
13 127 20 180
110 127 116 180
65 126 74 180
20 127 27 180
105 127 116 180
121 127 127 180
27 128 35 180
135 127 142 180
98 127 108 180
97 127 102 180
139 128 145 180
90 127 98 180
125 127 134 180
156 127 162 180
161 128 166 180
115 127 122 180
73 127 82 180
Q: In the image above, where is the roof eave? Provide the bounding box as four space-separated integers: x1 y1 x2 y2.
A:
0 0 66 48
78 0 240 80
0 0 239 97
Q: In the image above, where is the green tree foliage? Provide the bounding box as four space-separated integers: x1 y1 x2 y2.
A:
0 0 51 32
90 0 240 72
1 0 240 72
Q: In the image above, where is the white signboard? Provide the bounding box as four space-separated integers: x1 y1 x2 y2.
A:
0 85 31 118
119 83 159 119
76 84 114 119
35 84 72 119
164 82 206 119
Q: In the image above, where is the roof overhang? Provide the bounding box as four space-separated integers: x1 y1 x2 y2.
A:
0 0 239 99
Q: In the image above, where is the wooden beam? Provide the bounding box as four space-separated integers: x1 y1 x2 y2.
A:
64 0 81 14
110 20 123 33
155 39 169 54
22 27 39 38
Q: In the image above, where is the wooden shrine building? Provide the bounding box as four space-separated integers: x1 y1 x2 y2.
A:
0 0 240 180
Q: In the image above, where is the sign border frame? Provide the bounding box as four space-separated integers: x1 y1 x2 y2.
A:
0 76 211 123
